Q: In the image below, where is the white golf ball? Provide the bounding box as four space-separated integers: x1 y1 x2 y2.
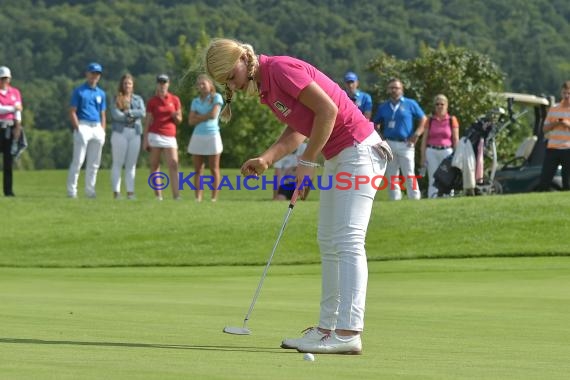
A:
303 353 315 361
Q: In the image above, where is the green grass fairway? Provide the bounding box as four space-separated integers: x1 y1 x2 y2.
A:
1 257 569 379
2 169 570 267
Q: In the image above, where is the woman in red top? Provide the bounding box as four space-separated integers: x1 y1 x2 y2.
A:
144 74 183 200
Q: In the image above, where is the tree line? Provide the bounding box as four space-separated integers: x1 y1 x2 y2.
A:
1 0 569 169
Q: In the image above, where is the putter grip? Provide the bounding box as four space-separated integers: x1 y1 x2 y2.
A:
289 189 299 208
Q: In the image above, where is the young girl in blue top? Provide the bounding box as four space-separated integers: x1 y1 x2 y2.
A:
187 74 224 202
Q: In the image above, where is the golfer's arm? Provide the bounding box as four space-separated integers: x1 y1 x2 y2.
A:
260 126 306 167
296 82 338 162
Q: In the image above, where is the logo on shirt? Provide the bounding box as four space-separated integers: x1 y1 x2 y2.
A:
274 101 291 117
96 96 102 104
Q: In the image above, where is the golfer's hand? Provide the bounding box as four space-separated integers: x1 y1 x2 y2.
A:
295 165 315 200
241 157 269 176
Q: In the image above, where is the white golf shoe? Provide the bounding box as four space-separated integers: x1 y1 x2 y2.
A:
280 327 328 349
296 332 362 355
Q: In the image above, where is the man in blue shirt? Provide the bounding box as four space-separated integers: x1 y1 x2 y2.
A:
373 78 427 200
66 62 107 198
343 71 373 120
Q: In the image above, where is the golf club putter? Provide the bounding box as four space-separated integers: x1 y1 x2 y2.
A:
223 189 300 335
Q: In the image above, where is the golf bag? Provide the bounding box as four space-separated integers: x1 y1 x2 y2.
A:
432 154 462 195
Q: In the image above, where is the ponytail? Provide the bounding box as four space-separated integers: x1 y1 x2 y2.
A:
219 85 233 123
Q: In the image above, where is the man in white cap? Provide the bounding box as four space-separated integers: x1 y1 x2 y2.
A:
67 62 107 198
343 71 373 120
0 66 23 196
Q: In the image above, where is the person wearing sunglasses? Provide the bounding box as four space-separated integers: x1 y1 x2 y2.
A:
373 78 427 200
420 94 460 198
143 74 183 200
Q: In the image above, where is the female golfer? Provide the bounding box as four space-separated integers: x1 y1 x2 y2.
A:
203 38 391 354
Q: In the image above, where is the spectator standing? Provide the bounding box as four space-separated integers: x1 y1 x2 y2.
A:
110 73 146 200
0 66 23 197
143 74 182 200
187 74 224 202
343 71 372 120
420 94 460 198
373 78 427 200
539 80 570 191
66 62 106 199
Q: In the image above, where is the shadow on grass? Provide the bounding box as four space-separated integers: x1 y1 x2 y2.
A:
0 337 292 354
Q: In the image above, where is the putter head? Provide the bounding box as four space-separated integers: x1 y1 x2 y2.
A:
223 326 251 335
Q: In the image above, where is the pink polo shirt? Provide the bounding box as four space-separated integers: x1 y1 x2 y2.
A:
258 55 374 160
0 86 22 121
426 114 459 147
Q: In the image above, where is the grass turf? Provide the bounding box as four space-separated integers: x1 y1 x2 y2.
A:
1 169 569 267
2 169 570 378
0 258 569 379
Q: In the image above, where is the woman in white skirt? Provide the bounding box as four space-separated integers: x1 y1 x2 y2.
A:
187 74 224 202
110 73 145 199
143 74 183 200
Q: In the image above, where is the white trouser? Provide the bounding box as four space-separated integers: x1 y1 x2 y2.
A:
426 147 453 198
67 123 105 197
385 140 421 200
318 143 387 331
111 129 141 193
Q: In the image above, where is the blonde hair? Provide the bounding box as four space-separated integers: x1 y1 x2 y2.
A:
434 94 448 106
203 38 259 122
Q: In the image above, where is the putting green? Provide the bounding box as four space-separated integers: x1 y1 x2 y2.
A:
0 257 569 379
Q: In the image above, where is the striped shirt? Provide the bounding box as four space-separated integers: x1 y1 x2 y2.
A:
544 102 570 149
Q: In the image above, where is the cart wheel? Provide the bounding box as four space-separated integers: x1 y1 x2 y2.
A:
492 180 503 194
